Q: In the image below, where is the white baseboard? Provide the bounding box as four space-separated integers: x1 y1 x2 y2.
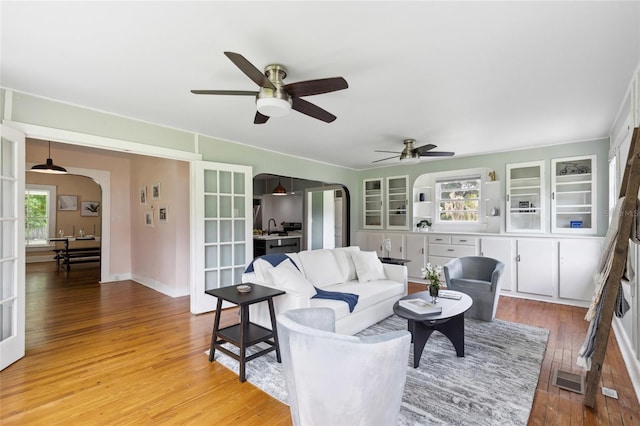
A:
101 272 133 283
613 317 640 404
129 273 189 298
26 257 56 264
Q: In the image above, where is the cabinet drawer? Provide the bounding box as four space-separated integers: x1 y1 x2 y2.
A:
429 244 477 258
452 236 477 246
428 235 451 244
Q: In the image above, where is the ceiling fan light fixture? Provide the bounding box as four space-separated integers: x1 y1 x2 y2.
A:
31 141 67 174
256 97 292 117
272 179 287 195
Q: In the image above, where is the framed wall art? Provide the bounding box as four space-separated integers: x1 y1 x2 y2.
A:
58 195 78 211
145 210 154 227
152 183 161 200
81 201 100 217
159 205 168 223
139 186 147 205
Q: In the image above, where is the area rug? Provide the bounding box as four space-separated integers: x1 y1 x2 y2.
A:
210 315 549 425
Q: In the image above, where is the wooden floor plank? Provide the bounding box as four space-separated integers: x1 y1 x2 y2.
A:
0 266 638 425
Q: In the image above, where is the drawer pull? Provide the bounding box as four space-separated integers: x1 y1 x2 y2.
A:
435 238 443 241
447 249 455 252
459 239 467 242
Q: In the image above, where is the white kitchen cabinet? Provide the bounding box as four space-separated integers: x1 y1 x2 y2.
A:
516 238 556 296
480 237 514 291
551 155 597 234
363 178 383 229
405 234 427 278
506 160 545 233
558 238 602 301
386 175 409 230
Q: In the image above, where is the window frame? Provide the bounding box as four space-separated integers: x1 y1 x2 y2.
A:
435 174 482 225
25 184 57 248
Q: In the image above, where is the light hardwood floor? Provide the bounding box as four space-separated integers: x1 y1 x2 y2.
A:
1 263 638 425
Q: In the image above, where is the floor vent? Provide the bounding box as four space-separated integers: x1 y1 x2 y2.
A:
552 368 585 394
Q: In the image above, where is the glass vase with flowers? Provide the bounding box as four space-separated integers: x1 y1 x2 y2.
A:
421 263 442 303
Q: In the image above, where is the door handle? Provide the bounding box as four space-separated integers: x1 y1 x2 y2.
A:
516 254 521 262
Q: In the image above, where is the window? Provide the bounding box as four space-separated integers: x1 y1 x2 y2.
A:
435 175 481 223
25 184 56 247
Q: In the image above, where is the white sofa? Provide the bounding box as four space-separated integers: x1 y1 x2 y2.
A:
242 246 407 335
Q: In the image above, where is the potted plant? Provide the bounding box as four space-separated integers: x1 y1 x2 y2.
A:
416 219 432 232
421 262 442 303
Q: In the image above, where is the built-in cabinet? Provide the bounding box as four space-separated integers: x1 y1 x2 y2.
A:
363 178 383 229
386 176 409 230
363 176 409 230
515 238 556 297
506 160 545 233
479 237 514 291
356 230 602 307
551 155 597 234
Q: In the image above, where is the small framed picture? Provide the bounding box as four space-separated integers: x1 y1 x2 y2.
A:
145 210 154 227
152 183 161 200
158 205 168 223
58 195 78 211
139 186 147 205
518 201 531 213
81 201 100 217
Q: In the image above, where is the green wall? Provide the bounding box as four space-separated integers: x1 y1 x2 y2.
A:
3 89 609 238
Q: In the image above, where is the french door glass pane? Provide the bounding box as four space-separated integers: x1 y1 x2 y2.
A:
234 172 245 194
205 246 218 269
234 196 245 217
204 195 217 218
220 269 233 288
1 138 15 177
234 243 246 264
219 220 232 242
219 195 232 218
219 171 232 194
1 222 15 258
204 220 217 243
220 244 232 267
234 220 245 241
205 270 218 291
204 170 217 193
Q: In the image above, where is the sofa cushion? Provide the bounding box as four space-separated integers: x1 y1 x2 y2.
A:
267 260 317 298
351 250 386 283
332 246 360 282
297 249 344 288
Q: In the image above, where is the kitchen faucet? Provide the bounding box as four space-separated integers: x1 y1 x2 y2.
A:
268 218 277 235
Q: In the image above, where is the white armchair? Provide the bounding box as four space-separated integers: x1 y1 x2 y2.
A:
276 308 411 426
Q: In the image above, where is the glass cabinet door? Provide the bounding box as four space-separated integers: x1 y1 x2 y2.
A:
386 175 409 230
551 155 596 234
363 178 383 229
506 161 545 233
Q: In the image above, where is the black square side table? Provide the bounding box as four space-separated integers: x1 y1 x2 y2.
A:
206 283 285 382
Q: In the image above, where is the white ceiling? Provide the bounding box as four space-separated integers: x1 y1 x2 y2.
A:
2 1 639 170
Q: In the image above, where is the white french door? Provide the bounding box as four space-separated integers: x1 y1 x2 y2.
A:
0 125 25 371
190 161 252 314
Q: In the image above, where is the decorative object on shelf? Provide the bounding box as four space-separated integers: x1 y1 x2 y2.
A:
382 238 392 258
489 170 497 181
31 141 67 174
570 220 583 228
416 219 432 232
398 298 442 315
559 162 590 175
419 192 425 202
421 263 442 303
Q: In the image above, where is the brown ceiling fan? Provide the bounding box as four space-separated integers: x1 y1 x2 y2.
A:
373 139 455 163
191 51 348 124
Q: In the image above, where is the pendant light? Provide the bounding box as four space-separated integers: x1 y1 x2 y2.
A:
272 178 287 195
31 141 67 174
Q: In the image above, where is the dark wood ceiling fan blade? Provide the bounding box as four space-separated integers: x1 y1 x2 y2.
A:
284 77 348 97
254 111 269 124
191 90 258 96
413 144 437 154
224 51 275 90
372 155 399 163
291 97 337 123
420 151 455 157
